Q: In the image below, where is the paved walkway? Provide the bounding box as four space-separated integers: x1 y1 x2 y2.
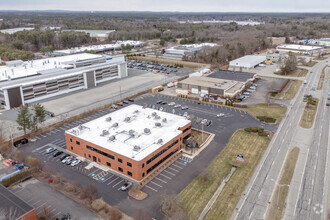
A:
198 166 237 220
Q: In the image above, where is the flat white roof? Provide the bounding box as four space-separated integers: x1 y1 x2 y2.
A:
62 29 115 35
229 55 266 68
0 27 34 34
0 53 103 81
277 44 323 51
54 41 144 55
66 104 190 161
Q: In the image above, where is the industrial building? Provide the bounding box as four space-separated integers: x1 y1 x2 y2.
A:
62 29 115 40
0 184 37 220
295 39 330 48
177 70 255 98
0 27 34 34
165 43 217 56
229 55 266 71
53 41 145 56
65 104 191 181
0 53 127 109
276 44 323 55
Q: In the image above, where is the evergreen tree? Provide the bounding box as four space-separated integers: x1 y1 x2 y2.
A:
16 105 31 135
33 103 46 130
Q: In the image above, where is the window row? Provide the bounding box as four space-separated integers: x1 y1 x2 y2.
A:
146 140 178 165
147 148 178 174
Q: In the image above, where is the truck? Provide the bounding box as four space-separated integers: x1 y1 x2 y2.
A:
152 85 164 93
167 80 178 88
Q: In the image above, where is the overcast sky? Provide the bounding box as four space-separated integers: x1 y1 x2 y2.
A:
0 0 329 12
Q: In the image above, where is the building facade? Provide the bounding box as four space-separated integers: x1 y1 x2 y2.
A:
65 105 191 181
276 44 323 55
0 54 127 109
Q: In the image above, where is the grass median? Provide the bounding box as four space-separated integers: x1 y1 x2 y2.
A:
274 68 308 77
272 80 302 100
317 65 327 90
175 130 270 220
247 103 287 123
266 147 300 220
299 97 319 128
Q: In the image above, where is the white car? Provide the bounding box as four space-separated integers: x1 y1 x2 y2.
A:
217 113 225 117
201 119 207 124
183 112 188 117
70 159 81 167
168 102 175 106
62 156 72 164
174 104 181 108
159 107 163 111
120 182 132 191
45 147 55 154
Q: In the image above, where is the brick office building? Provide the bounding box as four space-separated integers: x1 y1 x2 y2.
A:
65 104 191 181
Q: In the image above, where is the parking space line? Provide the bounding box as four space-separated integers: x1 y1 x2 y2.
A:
167 166 180 173
102 174 114 182
175 160 186 166
160 173 172 179
108 177 119 185
150 181 163 187
172 163 184 169
40 134 47 138
52 212 61 220
11 188 24 194
32 200 44 207
145 185 158 192
36 202 47 211
155 177 167 183
113 179 124 188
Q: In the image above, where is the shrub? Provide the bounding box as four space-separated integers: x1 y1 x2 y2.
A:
256 116 276 123
108 207 123 220
91 198 106 212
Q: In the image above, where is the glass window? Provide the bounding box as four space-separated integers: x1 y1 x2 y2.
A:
127 162 132 167
106 162 111 167
76 141 80 145
118 167 123 172
118 158 123 163
127 171 132 176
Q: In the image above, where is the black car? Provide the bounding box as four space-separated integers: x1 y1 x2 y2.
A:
128 99 134 102
206 120 212 126
161 101 167 105
53 151 63 157
13 138 29 147
60 154 70 161
156 100 163 104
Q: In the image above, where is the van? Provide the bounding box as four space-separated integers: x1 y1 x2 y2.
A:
304 80 307 84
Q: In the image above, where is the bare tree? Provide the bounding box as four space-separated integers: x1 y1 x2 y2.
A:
0 207 20 220
133 209 153 220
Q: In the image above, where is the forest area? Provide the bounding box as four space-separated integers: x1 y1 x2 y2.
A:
0 11 329 62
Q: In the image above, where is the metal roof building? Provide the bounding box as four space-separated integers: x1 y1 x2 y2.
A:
276 44 323 55
229 55 266 70
0 27 34 34
0 53 127 109
165 43 217 56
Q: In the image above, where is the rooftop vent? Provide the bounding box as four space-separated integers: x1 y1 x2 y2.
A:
100 130 109 136
144 128 151 134
157 139 163 144
134 110 139 114
155 122 162 127
162 118 167 123
124 117 131 122
109 135 116 141
105 117 111 122
155 115 161 120
133 145 141 151
151 112 157 117
112 122 118 127
129 130 135 135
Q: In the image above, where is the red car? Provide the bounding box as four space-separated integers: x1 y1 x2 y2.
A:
3 159 15 167
117 103 123 106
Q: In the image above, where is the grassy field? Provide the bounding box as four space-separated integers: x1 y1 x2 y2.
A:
247 104 287 122
314 56 329 61
299 98 319 128
128 56 208 69
176 130 270 220
304 61 317 67
317 65 327 90
274 68 308 77
267 147 300 220
272 80 302 100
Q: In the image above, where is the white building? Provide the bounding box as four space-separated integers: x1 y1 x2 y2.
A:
53 41 145 56
62 29 115 39
0 27 34 34
229 55 266 71
276 44 323 55
165 43 217 56
0 53 127 109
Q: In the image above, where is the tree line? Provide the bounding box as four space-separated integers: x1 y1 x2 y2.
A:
16 103 46 135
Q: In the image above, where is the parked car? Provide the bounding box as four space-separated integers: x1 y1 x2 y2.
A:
70 159 81 167
117 103 123 106
201 119 207 125
13 138 28 147
120 182 132 191
62 156 72 164
45 147 55 154
183 112 188 117
206 120 212 126
161 101 167 105
174 104 181 108
3 159 15 167
53 151 63 157
159 107 163 111
168 102 175 106
111 104 118 109
181 106 188 110
65 157 75 165
60 154 70 161
156 100 163 104
123 100 129 104
326 103 330 106
128 99 134 102
216 113 225 117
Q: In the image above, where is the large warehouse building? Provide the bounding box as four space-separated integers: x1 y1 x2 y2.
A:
0 53 127 109
165 43 217 56
276 44 323 55
65 104 191 181
229 55 266 71
177 70 255 98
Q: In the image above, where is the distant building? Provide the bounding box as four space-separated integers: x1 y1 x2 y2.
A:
177 70 256 98
229 55 266 71
266 51 288 63
65 104 191 181
165 43 217 56
62 29 115 40
0 53 127 109
276 44 323 55
0 184 37 220
0 27 34 34
295 38 330 48
178 20 264 26
53 41 145 56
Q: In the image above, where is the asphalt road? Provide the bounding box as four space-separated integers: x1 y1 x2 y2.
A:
20 93 277 219
232 59 330 220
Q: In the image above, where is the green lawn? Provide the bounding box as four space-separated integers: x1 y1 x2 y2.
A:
247 103 287 122
272 80 302 100
300 98 319 128
274 68 308 77
176 130 270 220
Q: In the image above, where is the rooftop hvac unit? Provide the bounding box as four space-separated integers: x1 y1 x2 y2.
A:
109 135 116 141
157 139 163 144
155 122 162 127
144 128 151 134
134 110 139 114
124 117 131 122
151 112 157 117
105 117 112 122
155 115 161 120
162 118 167 123
133 145 141 151
100 130 109 136
112 122 118 127
129 130 135 135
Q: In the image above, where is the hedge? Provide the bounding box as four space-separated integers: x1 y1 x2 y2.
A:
0 168 34 187
256 116 276 123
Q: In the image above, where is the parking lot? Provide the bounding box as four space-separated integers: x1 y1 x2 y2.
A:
10 178 101 219
127 59 181 74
